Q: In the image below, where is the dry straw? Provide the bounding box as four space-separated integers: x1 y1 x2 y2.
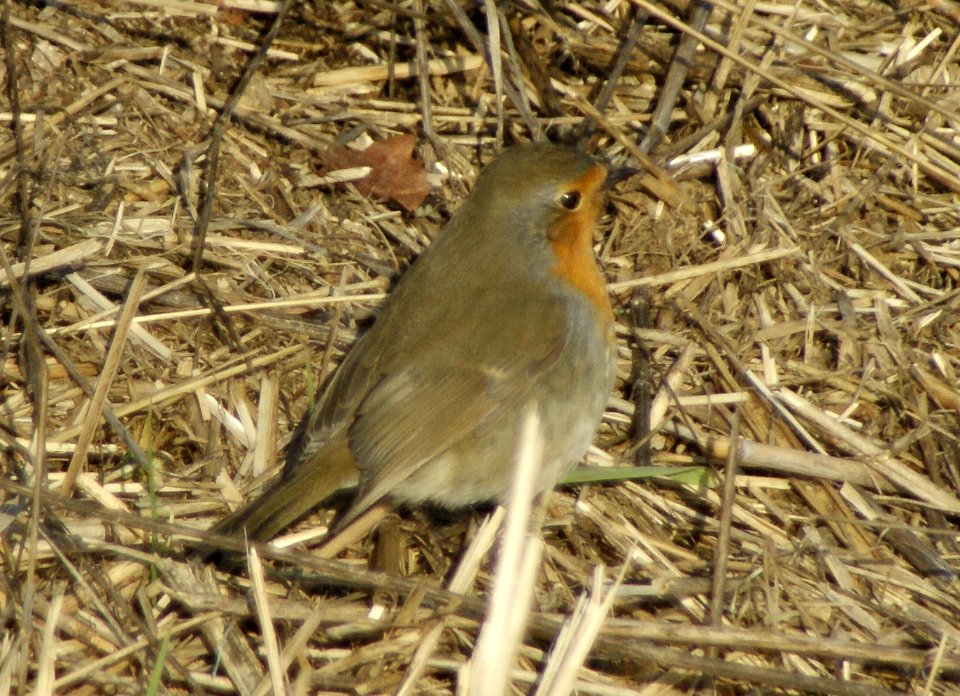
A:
2 0 959 694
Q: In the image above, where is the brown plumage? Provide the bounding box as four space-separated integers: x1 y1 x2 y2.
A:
210 142 624 545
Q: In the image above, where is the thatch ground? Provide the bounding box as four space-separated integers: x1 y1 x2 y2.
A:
2 1 960 694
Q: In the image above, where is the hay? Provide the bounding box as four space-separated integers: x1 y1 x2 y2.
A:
2 0 959 693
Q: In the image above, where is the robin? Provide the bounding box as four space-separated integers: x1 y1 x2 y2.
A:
210 142 630 547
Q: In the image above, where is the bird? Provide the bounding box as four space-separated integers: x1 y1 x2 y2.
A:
208 141 630 548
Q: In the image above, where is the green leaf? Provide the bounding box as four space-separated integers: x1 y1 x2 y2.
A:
563 465 713 487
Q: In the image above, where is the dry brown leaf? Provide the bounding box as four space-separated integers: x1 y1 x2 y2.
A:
321 134 432 211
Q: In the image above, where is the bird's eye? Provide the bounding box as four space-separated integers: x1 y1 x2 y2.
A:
558 190 582 210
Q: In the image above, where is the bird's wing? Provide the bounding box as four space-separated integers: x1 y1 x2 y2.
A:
284 314 394 471
342 291 569 516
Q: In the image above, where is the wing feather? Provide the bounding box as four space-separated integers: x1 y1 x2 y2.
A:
343 290 569 517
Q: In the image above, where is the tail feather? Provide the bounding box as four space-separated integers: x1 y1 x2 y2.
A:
209 437 359 545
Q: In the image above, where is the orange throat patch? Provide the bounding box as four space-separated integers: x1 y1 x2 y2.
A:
548 166 614 328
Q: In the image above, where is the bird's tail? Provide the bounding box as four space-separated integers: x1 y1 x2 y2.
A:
207 437 359 547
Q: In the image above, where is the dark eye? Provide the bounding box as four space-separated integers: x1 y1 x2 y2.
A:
558 191 581 210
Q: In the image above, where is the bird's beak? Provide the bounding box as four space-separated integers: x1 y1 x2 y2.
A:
604 165 640 188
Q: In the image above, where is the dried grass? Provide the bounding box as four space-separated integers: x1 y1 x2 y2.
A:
2 0 960 694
